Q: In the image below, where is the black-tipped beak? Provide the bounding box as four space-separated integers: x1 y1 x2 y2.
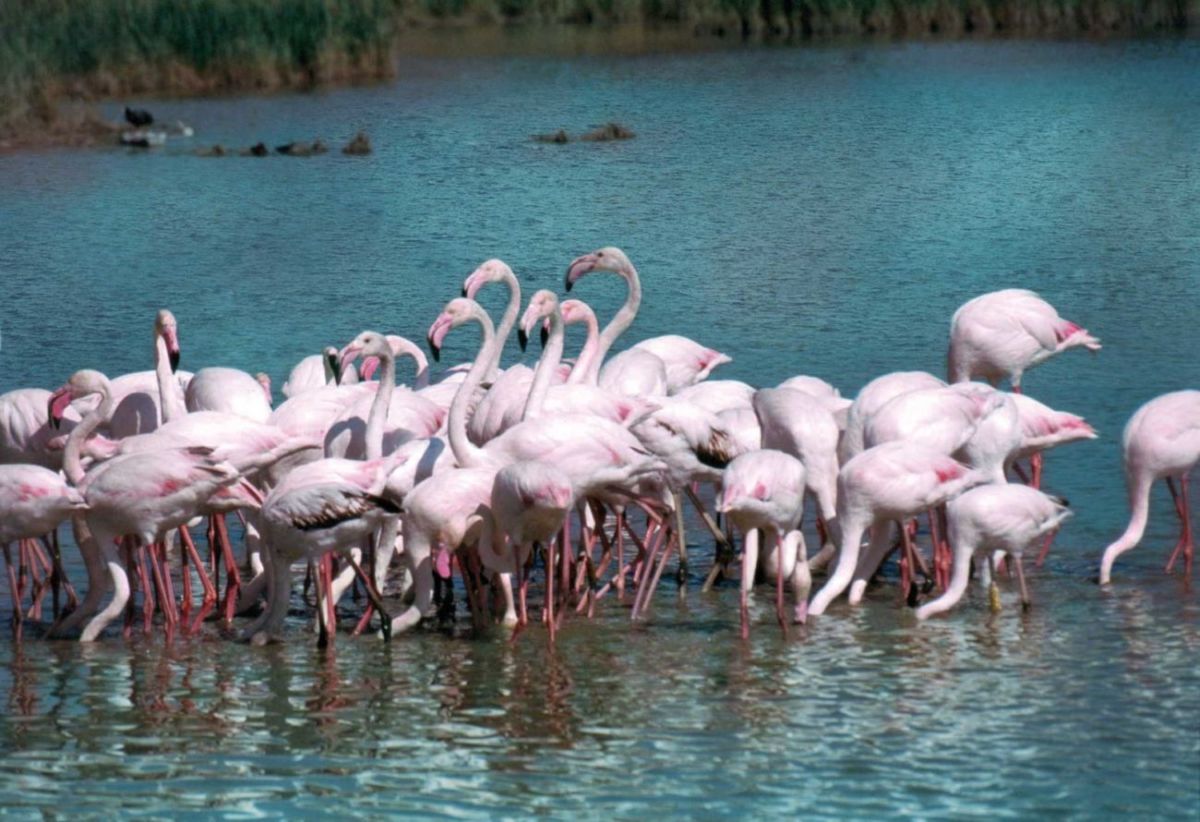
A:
564 278 573 292
461 286 468 298
169 349 181 373
47 396 60 430
517 328 528 352
427 338 441 362
540 325 549 348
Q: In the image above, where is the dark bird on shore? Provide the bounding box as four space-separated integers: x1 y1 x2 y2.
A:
124 107 154 127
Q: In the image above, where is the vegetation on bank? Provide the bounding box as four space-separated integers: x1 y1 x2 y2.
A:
1 0 1195 142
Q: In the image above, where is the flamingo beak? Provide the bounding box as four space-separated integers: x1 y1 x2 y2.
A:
427 314 452 362
463 271 484 300
361 356 380 381
326 350 342 382
163 328 181 373
540 321 549 349
48 386 74 430
517 327 528 352
564 252 599 291
339 344 362 376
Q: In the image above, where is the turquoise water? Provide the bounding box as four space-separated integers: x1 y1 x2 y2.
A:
1 34 1199 817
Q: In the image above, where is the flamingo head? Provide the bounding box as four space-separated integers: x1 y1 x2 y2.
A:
564 246 632 291
559 299 592 326
155 308 181 373
518 289 558 352
340 331 390 377
48 369 108 429
427 298 481 363
462 258 514 299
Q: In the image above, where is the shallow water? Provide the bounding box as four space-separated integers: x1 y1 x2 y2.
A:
1 34 1199 817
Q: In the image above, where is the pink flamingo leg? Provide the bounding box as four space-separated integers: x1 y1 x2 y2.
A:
545 537 557 644
138 543 156 635
215 515 242 626
179 526 216 633
1030 452 1044 489
615 509 625 601
5 543 22 640
1165 477 1194 576
774 531 788 639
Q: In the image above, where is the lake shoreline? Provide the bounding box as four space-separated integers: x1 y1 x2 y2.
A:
2 9 1196 153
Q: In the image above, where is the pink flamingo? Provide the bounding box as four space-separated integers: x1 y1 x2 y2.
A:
560 298 601 385
673 380 755 415
249 452 409 643
808 441 986 617
718 449 810 637
1010 392 1098 488
282 346 360 398
463 259 537 444
916 484 1071 619
564 246 728 392
324 332 442 460
840 371 946 464
753 387 841 565
776 375 853 425
48 370 257 641
67 309 188 440
1099 390 1200 585
483 461 575 626
0 464 88 636
186 367 272 422
947 288 1100 391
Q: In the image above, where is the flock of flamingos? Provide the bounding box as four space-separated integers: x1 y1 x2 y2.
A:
1 247 1196 645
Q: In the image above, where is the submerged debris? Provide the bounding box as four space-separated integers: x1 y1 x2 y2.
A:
580 122 635 142
242 142 270 157
343 131 372 155
195 144 227 157
533 128 570 144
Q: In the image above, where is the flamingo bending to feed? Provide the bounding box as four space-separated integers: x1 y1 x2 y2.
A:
1010 393 1098 488
1099 390 1200 585
0 465 88 636
776 375 853 426
840 371 946 464
916 484 1071 619
807 441 986 617
718 449 810 637
947 288 1100 392
483 461 575 626
48 370 259 641
753 387 841 565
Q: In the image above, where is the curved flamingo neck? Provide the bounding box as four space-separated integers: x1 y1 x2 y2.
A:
591 263 641 384
449 313 497 468
565 304 600 386
487 269 521 382
64 380 115 485
155 335 186 423
390 337 430 390
365 352 395 461
523 308 564 421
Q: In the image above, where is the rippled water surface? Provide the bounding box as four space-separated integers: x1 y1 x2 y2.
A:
1 34 1198 817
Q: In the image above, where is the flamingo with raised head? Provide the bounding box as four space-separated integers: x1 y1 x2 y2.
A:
718 449 809 637
807 441 986 617
947 288 1100 392
916 484 1071 619
1099 390 1200 585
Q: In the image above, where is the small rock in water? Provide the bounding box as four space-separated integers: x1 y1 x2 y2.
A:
276 141 313 156
311 139 329 155
580 122 635 142
343 131 372 155
533 128 570 144
241 142 269 157
196 144 226 157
